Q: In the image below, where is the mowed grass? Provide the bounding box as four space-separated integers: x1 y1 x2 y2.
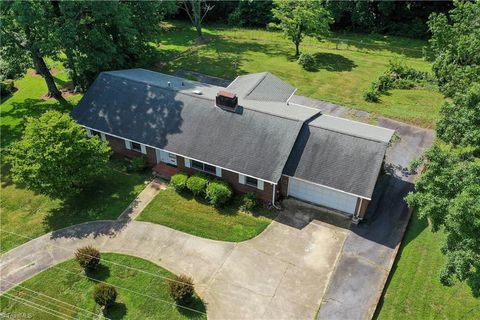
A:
137 188 276 242
0 253 206 320
0 69 149 254
157 22 443 127
375 212 480 320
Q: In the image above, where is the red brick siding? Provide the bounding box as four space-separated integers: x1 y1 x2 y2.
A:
176 156 274 202
105 135 157 166
278 175 289 198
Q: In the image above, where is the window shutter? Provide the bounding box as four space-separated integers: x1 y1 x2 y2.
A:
184 158 191 168
140 144 147 154
239 174 245 184
257 180 264 191
125 140 131 150
100 133 106 141
86 128 92 137
215 167 222 177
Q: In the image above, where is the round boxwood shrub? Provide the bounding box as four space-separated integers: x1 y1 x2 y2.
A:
75 246 101 272
168 274 194 305
170 172 189 192
186 172 209 197
93 283 117 310
240 192 258 211
297 53 316 70
206 180 233 206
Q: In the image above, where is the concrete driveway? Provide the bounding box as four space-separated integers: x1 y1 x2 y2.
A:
1 207 346 319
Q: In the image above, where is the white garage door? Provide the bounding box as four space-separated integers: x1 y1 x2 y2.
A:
288 178 358 214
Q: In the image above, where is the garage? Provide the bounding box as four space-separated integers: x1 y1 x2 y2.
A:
288 177 358 214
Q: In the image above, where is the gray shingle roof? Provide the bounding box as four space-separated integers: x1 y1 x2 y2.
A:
228 72 296 102
71 70 303 182
283 120 388 199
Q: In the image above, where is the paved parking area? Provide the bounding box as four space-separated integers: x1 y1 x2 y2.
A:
1 206 347 320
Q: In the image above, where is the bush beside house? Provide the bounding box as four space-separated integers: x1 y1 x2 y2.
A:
186 173 210 196
206 180 233 206
170 172 189 192
240 192 258 211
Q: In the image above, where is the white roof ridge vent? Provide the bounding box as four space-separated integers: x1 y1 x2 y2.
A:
192 89 202 95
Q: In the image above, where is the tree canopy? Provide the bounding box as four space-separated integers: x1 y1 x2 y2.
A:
0 1 64 101
272 0 332 56
6 111 111 199
407 0 480 296
428 0 480 98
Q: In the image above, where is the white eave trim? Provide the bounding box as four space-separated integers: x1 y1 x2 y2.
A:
81 125 276 185
284 174 371 200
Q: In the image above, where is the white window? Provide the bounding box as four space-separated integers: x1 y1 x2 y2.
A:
191 160 216 175
239 174 264 190
125 140 146 154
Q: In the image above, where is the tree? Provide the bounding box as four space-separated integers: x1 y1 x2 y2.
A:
179 0 214 39
272 0 332 56
5 111 111 199
428 1 480 98
93 284 117 311
406 143 480 295
75 246 101 272
168 274 194 305
0 1 65 102
437 84 480 150
57 1 177 91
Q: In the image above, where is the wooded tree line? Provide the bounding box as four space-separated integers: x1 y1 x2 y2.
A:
173 0 452 39
406 1 480 296
1 0 176 100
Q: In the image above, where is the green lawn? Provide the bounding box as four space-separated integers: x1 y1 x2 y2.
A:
375 212 480 319
155 21 443 128
0 253 206 320
137 188 276 242
0 69 149 254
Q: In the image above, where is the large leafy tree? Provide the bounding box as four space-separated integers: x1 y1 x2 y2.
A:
272 0 332 56
406 144 480 295
428 0 480 98
0 1 65 102
437 84 480 150
407 1 480 296
6 111 111 199
179 0 214 39
57 1 176 91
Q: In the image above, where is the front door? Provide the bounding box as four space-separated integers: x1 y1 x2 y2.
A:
155 149 178 166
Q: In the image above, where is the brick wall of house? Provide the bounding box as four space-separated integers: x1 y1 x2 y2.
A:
104 134 275 202
176 155 275 202
105 135 157 166
278 175 289 198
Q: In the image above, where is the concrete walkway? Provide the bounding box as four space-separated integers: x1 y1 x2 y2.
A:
0 182 347 319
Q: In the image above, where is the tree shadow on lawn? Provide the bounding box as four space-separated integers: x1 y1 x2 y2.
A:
86 263 111 282
103 302 127 320
177 295 207 319
160 36 293 80
312 52 357 72
44 170 146 234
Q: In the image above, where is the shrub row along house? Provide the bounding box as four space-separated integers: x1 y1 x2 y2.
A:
72 69 393 221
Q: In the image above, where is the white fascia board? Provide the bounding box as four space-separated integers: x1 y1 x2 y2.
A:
283 174 371 200
81 125 277 185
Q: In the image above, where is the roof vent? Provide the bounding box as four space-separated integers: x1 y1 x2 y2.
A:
216 91 238 112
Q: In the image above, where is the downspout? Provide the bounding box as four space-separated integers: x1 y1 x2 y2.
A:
272 184 281 209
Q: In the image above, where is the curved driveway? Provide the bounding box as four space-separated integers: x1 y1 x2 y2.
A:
0 185 347 320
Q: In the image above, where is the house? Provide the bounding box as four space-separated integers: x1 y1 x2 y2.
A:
72 69 394 221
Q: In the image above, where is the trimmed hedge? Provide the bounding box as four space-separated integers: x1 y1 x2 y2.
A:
240 192 258 211
298 53 316 70
206 180 233 206
170 172 189 192
75 246 101 271
168 274 194 305
93 283 117 309
186 172 209 196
